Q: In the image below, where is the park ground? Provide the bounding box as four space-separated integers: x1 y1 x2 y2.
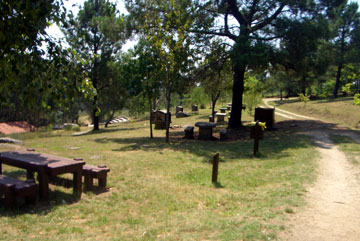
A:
0 97 359 240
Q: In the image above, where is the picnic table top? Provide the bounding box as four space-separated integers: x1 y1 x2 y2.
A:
0 151 85 171
195 122 217 128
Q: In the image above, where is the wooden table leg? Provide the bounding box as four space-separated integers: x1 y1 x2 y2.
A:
38 172 49 200
84 173 93 191
26 170 35 180
73 170 82 198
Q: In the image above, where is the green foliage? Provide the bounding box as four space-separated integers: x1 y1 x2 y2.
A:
127 94 148 118
354 94 360 106
128 0 195 142
183 86 208 109
63 0 128 130
244 75 263 116
299 93 310 106
342 83 353 95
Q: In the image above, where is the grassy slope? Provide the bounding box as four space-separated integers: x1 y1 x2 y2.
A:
270 97 360 130
0 108 317 240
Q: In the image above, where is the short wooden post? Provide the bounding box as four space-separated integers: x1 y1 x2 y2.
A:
253 138 259 156
212 153 220 183
250 121 264 156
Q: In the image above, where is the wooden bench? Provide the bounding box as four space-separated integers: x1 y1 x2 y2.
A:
82 165 110 191
0 175 37 208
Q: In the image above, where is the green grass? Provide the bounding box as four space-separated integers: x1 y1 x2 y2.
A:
271 97 360 130
0 107 318 240
330 135 360 165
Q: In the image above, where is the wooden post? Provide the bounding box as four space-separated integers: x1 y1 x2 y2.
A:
212 153 220 183
253 138 259 156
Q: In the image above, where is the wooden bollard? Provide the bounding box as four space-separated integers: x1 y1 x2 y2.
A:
250 121 264 156
212 153 220 183
253 138 259 156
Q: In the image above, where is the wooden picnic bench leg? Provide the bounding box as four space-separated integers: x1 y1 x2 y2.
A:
73 170 82 198
99 177 107 188
4 187 15 208
37 172 49 200
84 173 93 191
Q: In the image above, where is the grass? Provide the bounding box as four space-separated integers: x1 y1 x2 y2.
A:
330 135 360 165
270 97 360 130
0 107 318 240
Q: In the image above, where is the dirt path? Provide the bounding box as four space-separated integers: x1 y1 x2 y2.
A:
263 99 360 240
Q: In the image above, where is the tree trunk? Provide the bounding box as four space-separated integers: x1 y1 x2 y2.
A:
104 110 115 128
333 62 343 98
301 77 306 96
149 96 153 139
211 92 220 122
165 87 171 143
93 96 99 131
228 66 245 129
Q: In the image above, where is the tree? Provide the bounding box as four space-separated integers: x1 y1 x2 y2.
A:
127 0 194 142
328 2 360 98
275 16 331 95
63 0 127 131
131 39 163 138
196 40 232 121
170 0 345 128
0 0 66 124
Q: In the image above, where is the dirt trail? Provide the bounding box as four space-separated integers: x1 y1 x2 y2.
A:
263 99 360 240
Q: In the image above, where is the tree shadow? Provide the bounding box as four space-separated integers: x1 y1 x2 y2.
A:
212 182 225 188
93 119 360 164
74 125 145 136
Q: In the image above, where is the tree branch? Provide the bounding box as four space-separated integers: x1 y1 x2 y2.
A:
251 4 285 32
189 28 237 41
226 0 247 25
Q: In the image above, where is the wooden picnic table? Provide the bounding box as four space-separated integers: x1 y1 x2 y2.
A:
0 151 85 200
195 122 217 140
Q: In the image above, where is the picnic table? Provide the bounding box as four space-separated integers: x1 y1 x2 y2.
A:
0 151 85 200
195 122 216 140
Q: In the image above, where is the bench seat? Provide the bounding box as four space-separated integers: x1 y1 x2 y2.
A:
0 175 37 208
82 165 110 191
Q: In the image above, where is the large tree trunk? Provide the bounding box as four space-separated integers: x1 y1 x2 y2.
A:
228 66 245 129
149 96 153 139
165 87 171 143
93 96 99 131
333 62 343 98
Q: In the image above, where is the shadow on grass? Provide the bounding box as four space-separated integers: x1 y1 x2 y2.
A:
73 125 146 137
93 119 360 163
212 182 225 188
0 170 106 216
0 188 80 217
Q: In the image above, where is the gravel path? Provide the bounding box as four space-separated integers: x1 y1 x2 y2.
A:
263 99 360 240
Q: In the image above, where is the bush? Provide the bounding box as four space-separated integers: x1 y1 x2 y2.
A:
299 93 310 106
354 94 360 106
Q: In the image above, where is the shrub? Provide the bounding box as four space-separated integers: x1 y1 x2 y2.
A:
354 94 360 106
299 93 310 106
